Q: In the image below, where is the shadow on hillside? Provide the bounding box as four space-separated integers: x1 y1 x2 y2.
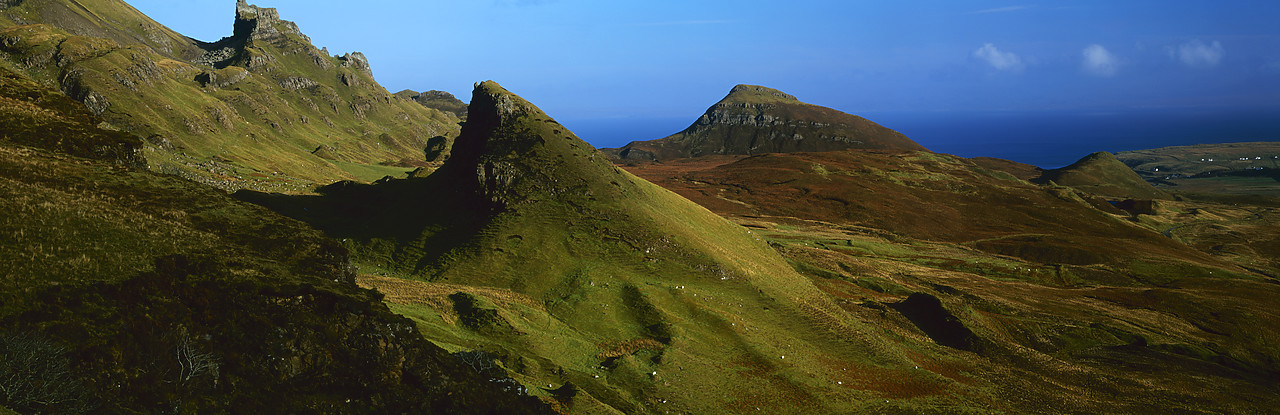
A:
234 176 490 273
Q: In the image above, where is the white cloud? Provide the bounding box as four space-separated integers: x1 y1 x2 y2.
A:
1174 40 1225 68
973 43 1024 72
1082 44 1118 77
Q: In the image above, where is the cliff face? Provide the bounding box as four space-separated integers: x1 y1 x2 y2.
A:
607 84 926 161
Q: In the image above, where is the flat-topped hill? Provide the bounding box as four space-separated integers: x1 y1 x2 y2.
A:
604 84 925 161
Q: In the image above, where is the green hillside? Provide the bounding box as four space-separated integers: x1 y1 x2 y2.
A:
0 67 548 413
241 81 951 413
1037 151 1170 199
241 82 1280 413
0 0 459 191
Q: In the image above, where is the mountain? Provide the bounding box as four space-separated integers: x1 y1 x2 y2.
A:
1036 151 1170 199
0 66 549 413
0 0 460 190
6 1 1280 412
241 81 931 414
242 82 1280 413
604 84 926 161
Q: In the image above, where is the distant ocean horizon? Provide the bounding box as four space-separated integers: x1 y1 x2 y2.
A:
563 108 1280 169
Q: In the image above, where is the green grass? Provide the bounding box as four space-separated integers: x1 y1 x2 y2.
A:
0 13 459 190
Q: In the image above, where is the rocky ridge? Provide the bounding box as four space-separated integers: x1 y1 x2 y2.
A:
0 0 460 189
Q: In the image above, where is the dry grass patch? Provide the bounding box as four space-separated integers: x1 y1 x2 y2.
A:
595 338 664 359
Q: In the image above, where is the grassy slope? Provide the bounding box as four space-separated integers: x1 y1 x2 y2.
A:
751 217 1280 414
627 150 1247 287
0 0 457 191
1037 151 1170 199
0 0 200 59
244 81 1022 414
622 150 1280 413
0 69 548 413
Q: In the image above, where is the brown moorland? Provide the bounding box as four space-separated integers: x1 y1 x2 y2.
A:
623 150 1239 284
620 149 1280 412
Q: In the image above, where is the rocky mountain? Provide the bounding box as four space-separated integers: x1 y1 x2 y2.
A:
1036 151 1170 199
0 66 549 414
5 1 1279 413
0 0 460 190
241 82 1280 413
605 84 926 161
241 81 921 414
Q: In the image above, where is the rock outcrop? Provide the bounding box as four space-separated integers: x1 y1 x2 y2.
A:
397 89 468 119
606 84 926 161
233 0 307 43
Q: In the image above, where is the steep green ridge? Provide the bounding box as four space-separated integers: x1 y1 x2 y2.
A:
605 84 926 161
241 81 953 414
0 0 460 190
0 69 549 413
1037 151 1170 199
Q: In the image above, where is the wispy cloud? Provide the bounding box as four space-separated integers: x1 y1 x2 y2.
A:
628 20 731 27
973 43 1024 72
966 5 1033 14
1082 44 1118 77
1172 40 1225 68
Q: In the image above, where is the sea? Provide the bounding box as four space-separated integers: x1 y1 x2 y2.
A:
561 108 1280 169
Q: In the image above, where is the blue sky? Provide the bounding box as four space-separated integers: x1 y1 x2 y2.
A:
127 0 1280 154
